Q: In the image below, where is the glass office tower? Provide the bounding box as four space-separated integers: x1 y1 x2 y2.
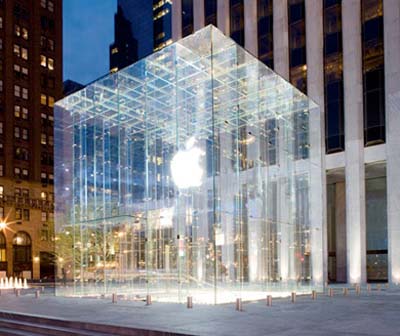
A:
54 26 323 304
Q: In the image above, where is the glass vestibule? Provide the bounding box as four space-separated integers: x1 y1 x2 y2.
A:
54 25 323 304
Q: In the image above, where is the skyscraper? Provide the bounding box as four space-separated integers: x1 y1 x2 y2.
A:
0 0 62 280
170 0 399 285
110 0 172 71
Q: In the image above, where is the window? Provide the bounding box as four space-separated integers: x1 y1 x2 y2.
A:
288 0 307 94
0 17 2 29
14 85 21 97
15 24 21 36
323 0 345 153
204 0 217 26
0 38 2 50
48 96 54 107
41 191 47 200
22 107 28 119
230 0 245 46
48 212 54 222
40 36 46 48
22 128 28 140
48 1 54 12
41 133 47 145
40 0 46 8
22 189 29 198
182 0 194 37
41 229 49 241
14 167 21 178
0 186 3 198
48 58 54 70
21 47 28 60
41 93 47 105
362 0 385 145
23 209 29 220
0 122 3 134
22 169 28 179
0 207 3 219
49 173 54 184
14 127 20 138
0 164 3 177
48 39 54 51
0 80 2 92
22 88 28 99
14 105 21 117
40 55 47 67
13 44 20 57
48 135 54 146
15 188 21 196
41 211 47 222
15 208 22 220
258 0 274 68
22 28 28 40
41 172 47 184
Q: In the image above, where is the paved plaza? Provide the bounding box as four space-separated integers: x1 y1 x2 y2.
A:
0 286 399 335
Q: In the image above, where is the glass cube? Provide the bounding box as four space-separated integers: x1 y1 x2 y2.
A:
54 25 323 304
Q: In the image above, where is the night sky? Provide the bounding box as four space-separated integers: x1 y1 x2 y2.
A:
63 0 117 85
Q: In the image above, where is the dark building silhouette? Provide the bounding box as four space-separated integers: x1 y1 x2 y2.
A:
110 0 172 71
63 80 84 96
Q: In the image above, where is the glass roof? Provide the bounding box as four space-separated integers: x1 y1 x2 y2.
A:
56 25 317 146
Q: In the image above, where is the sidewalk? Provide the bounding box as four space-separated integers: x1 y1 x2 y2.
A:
0 288 399 335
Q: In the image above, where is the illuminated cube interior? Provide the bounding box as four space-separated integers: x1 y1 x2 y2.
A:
54 25 323 304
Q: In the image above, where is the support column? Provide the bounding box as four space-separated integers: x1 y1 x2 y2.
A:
305 0 326 285
335 182 347 282
384 0 400 284
194 0 205 31
172 0 182 41
342 0 366 284
273 0 289 80
217 0 230 35
244 0 258 56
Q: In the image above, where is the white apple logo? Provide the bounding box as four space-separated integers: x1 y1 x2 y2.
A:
171 137 204 189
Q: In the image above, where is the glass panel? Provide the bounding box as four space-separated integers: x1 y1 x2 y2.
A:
55 26 323 304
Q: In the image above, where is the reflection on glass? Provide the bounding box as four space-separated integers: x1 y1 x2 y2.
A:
54 26 323 304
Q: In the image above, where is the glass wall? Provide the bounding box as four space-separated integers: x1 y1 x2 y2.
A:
230 0 244 47
257 0 273 68
366 174 387 281
288 0 307 94
204 0 217 26
55 26 323 304
323 0 344 153
362 0 385 146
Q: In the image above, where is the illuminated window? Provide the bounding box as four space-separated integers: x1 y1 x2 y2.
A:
22 128 28 140
41 172 47 184
40 36 46 48
14 85 21 97
40 0 46 8
0 122 2 134
15 24 21 36
23 209 29 220
14 44 20 57
49 174 54 184
14 127 20 138
21 47 28 60
0 186 3 198
40 55 47 67
14 105 21 117
22 88 28 99
22 28 28 40
14 167 21 178
22 107 28 119
41 211 47 222
0 165 3 177
111 47 118 54
41 191 47 200
0 80 2 92
48 96 54 107
48 135 54 146
41 94 47 105
48 1 54 12
48 58 54 70
22 169 28 179
41 133 47 145
0 17 2 29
